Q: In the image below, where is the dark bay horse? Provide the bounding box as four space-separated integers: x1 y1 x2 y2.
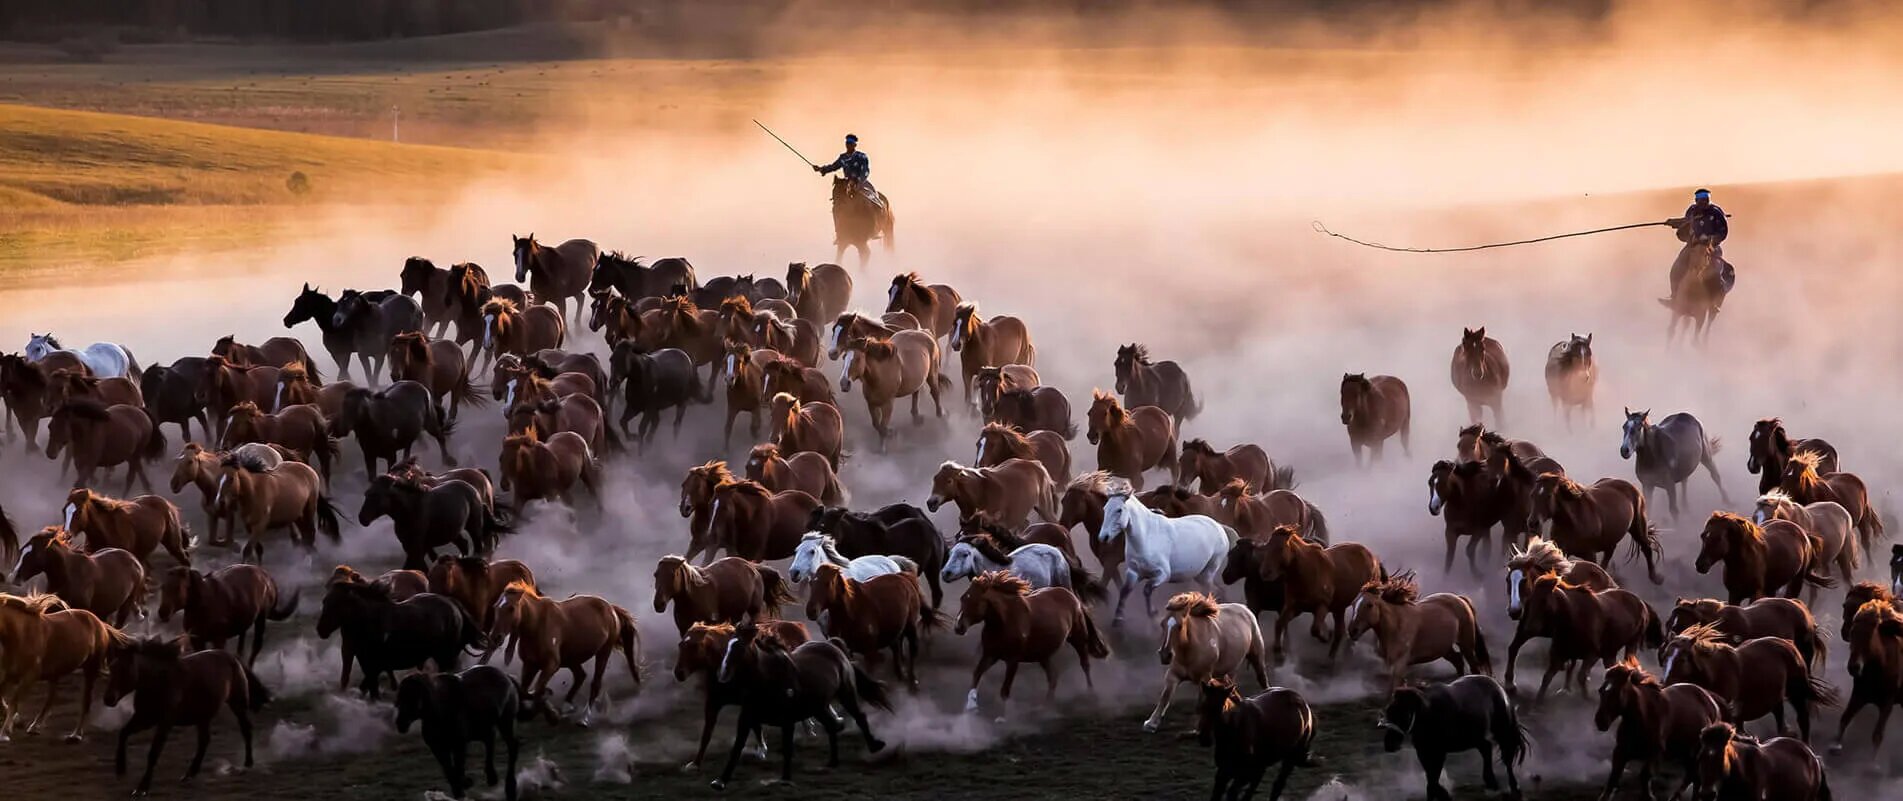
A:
1620 408 1728 519
709 622 890 790
834 178 895 268
1196 680 1315 801
1594 659 1722 801
1450 327 1510 427
1339 373 1411 467
105 635 266 796
1378 676 1528 801
1747 418 1838 495
1114 343 1200 425
512 234 599 325
1542 333 1596 430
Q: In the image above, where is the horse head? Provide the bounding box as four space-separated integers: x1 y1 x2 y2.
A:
1619 407 1651 460
512 233 537 283
1339 373 1372 425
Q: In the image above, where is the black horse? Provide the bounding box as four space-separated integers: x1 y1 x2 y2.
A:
316 582 482 700
283 284 421 384
0 353 49 447
806 503 947 610
395 665 527 801
1378 675 1529 801
613 345 707 444
1197 680 1316 801
710 623 890 790
1114 343 1201 425
590 253 698 302
105 635 268 797
329 381 456 480
360 474 509 571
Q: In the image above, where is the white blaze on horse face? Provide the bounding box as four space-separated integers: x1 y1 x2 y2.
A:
214 474 228 506
273 383 285 413
12 543 33 577
1351 594 1367 626
718 638 741 683
63 503 76 529
503 378 518 414
975 436 987 465
725 354 738 384
829 322 845 354
1662 649 1678 678
1753 506 1768 525
1427 478 1442 513
483 314 497 350
965 688 980 713
1507 569 1523 614
839 351 856 388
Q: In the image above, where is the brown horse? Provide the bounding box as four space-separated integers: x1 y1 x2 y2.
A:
44 368 142 410
489 581 639 725
825 310 912 359
952 571 1107 715
673 619 812 770
949 303 1035 408
1060 471 1124 585
506 392 612 454
1196 680 1316 801
1593 659 1724 801
1834 598 1903 756
761 354 835 407
679 460 734 560
1528 472 1663 584
493 356 597 410
64 488 192 567
1693 512 1834 604
219 401 335 480
333 564 428 600
1666 596 1827 671
994 384 1075 440
1113 343 1201 425
884 272 963 341
769 393 843 469
1456 423 1548 465
511 234 599 325
1747 418 1838 495
0 593 113 741
1516 572 1661 698
1780 451 1883 556
927 459 1057 531
1501 537 1615 690
971 363 1041 420
1842 581 1895 642
389 331 485 421
1339 373 1412 467
443 261 494 349
46 398 164 492
651 555 794 636
1660 622 1837 742
390 455 499 516
702 479 818 563
1427 459 1512 575
1140 485 1225 521
1754 490 1858 588
975 422 1071 485
498 426 597 507
1177 439 1271 496
1661 242 1728 346
203 356 280 432
211 333 319 379
480 299 567 368
427 555 534 638
0 353 51 448
11 527 143 626
750 310 823 369
1542 333 1596 430
787 262 852 325
1086 390 1178 490
214 452 340 561
652 296 722 378
838 331 948 451
272 362 353 417
156 564 297 667
1258 526 1382 663
1347 571 1492 688
1694 723 1829 801
809 561 936 685
1214 481 1328 542
104 634 267 795
744 442 844 505
721 339 768 447
1144 592 1269 733
1450 326 1510 426
400 257 457 336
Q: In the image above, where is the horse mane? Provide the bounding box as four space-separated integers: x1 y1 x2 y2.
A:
1608 659 1662 689
965 533 1013 566
392 331 430 362
1789 450 1824 472
31 526 76 550
1710 511 1764 543
1363 570 1419 604
502 579 541 599
229 400 262 417
1458 423 1485 439
121 633 186 660
1217 478 1252 498
1677 621 1732 655
1477 431 1509 451
716 478 773 501
897 272 932 304
1068 470 1115 495
1123 343 1151 365
225 449 275 473
693 460 736 484
1181 438 1215 457
973 570 1032 596
0 592 69 617
748 443 781 462
861 339 897 360
481 298 519 318
1850 580 1895 603
55 396 112 421
279 362 309 383
1166 592 1221 618
720 295 753 317
1341 372 1372 390
1543 472 1588 499
1757 489 1795 507
981 423 1037 458
953 301 977 323
1102 476 1135 499
1507 536 1571 574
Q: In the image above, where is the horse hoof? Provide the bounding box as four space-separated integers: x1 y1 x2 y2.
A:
1827 743 1844 756
1142 720 1160 733
64 733 83 744
681 762 701 773
868 739 887 754
709 780 726 792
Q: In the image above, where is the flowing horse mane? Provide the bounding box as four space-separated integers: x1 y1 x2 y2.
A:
1849 580 1894 604
1180 438 1217 458
691 460 735 485
1166 591 1221 618
981 423 1037 460
1539 472 1589 500
1121 343 1152 365
1676 621 1732 656
502 579 542 599
1606 658 1662 689
720 295 754 319
1363 570 1420 604
481 297 519 319
1507 536 1572 575
1217 478 1253 498
715 478 774 501
896 272 932 306
1102 476 1135 499
1756 488 1797 508
1710 511 1766 544
972 570 1032 597
222 449 275 473
0 591 70 617
1789 450 1825 474
1068 470 1116 495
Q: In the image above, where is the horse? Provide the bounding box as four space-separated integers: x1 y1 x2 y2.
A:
1339 373 1412 467
202 356 279 432
506 390 613 455
104 634 267 795
1695 723 1829 800
927 459 1057 531
388 330 486 421
831 177 896 266
499 426 597 507
427 555 535 640
1660 622 1837 742
590 252 697 302
1843 581 1895 642
1621 408 1729 519
329 381 456 480
488 581 639 725
395 665 524 801
43 368 141 410
1528 472 1664 585
973 422 1071 487
1146 592 1270 733
679 460 735 559
615 345 705 445
808 561 934 684
63 487 192 567
333 564 428 600
0 353 52 447
1060 471 1124 588
650 296 722 379
400 257 457 337
1666 597 1827 673
949 302 1034 405
786 262 851 325
826 310 910 359
838 331 949 450
11 526 143 626
214 451 340 562
708 622 890 790
762 353 835 407
1087 390 1178 490
701 479 818 563
745 442 844 505
272 362 354 417
1457 423 1549 465
1450 327 1510 426
480 298 567 369
770 393 844 469
1213 480 1327 542
1176 439 1270 496
325 287 426 383
511 234 599 324
219 401 334 480
1833 599 1903 756
1516 572 1662 698
793 533 915 585
1196 680 1316 801
155 564 297 667
674 620 809 769
941 534 1076 593
390 455 499 516
496 354 597 411
443 262 495 350
1428 459 1513 576
1693 512 1834 605
1779 450 1884 557
23 333 139 378
1543 333 1596 430
993 385 1075 444
315 581 481 700
1378 675 1528 801
651 554 794 637
1661 241 1730 346
719 340 768 447
750 309 824 369
1255 525 1383 665
1113 343 1201 425
361 473 509 570
884 272 960 341
46 398 164 492
1348 571 1493 688
1099 478 1232 625
134 356 212 441
952 571 1108 717
1501 537 1616 690
972 363 1042 419
807 504 947 610
0 592 114 742
1594 658 1724 801
1747 418 1839 495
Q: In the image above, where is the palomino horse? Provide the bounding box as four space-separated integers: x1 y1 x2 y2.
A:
489 581 639 726
104 634 266 795
220 401 334 480
786 262 851 325
24 333 139 378
769 393 843 469
1214 480 1328 542
709 622 890 790
481 298 567 369
389 331 486 421
1516 572 1661 698
1694 723 1829 801
833 177 896 266
703 480 818 563
1196 680 1316 801
806 562 936 684
1747 418 1839 495
399 257 456 337
499 427 597 507
330 381 457 480
1177 439 1271 496
1087 390 1178 490
1256 525 1381 663
792 533 915 584
1528 472 1664 585
926 459 1057 531
1834 599 1903 756
46 398 164 492
156 564 297 667
360 473 509 571
884 272 960 342
394 665 522 801
1661 623 1837 742
1542 333 1596 430
1660 241 1730 346
1780 450 1883 557
512 234 599 325
651 554 794 637
1620 408 1729 519
619 346 706 445
745 443 844 505
11 526 143 626
63 488 192 567
806 504 947 610
1667 596 1827 672
761 354 835 407
1339 373 1412 467
975 422 1071 485
1594 659 1723 801
940 534 1075 592
1099 478 1232 625
1450 327 1510 426
673 620 811 771
1693 512 1833 604
0 592 114 742
1377 675 1528 801
951 571 1108 717
1145 592 1269 733
215 451 341 562
972 363 1041 419
1347 572 1492 688
838 331 949 451
1114 343 1201 425
949 302 1035 408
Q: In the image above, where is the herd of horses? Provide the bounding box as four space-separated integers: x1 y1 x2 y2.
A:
0 234 1884 801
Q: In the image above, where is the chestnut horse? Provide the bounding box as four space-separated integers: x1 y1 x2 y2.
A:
744 442 844 505
951 571 1107 716
1177 439 1271 496
203 356 280 432
720 339 768 447
1747 418 1838 495
389 331 485 421
11 526 143 626
826 310 914 360
1542 333 1596 430
1660 622 1837 742
1214 480 1327 542
761 355 835 407
1516 572 1662 698
703 479 818 563
64 488 192 567
1780 451 1883 557
1144 592 1269 733
215 452 340 562
1427 459 1512 576
1834 598 1903 756
786 262 851 325
884 272 963 341
1694 723 1830 801
220 401 334 480
769 393 844 469
46 398 164 493
994 384 1075 440
926 459 1057 532
1086 390 1178 490
334 564 428 600
1666 596 1827 672
1339 373 1412 467
837 331 949 451
427 555 534 638
1528 472 1663 585
651 555 794 637
272 362 353 417
1114 343 1200 425
1347 572 1492 688
808 561 937 685
1594 659 1723 801
489 581 639 726
1257 526 1381 664
1693 512 1834 605
1059 471 1123 587
679 460 734 560
498 427 597 507
1501 537 1615 691
949 302 1035 407
0 593 114 741
1450 327 1509 426
975 422 1071 485
480 298 567 369
211 334 319 379
1754 490 1857 588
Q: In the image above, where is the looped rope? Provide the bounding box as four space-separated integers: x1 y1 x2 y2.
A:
1311 219 1674 253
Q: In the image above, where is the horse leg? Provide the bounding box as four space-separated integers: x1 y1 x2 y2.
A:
1700 453 1730 504
1600 747 1629 801
1419 749 1450 801
26 677 59 733
1466 400 1482 425
1209 764 1233 801
1504 629 1529 692
135 723 171 795
357 353 376 386
1871 701 1894 751
1271 611 1292 665
1475 739 1501 790
338 642 355 691
1112 567 1137 625
1536 658 1564 701
1831 692 1867 755
1265 761 1296 801
585 648 613 726
998 660 1022 706
1142 578 1161 618
1328 608 1349 660
1443 528 1460 574
1463 529 1487 577
1142 673 1180 733
250 614 268 668
183 721 212 782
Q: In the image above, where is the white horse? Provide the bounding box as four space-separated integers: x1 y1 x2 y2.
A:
1098 479 1233 624
940 539 1072 590
24 333 140 379
788 532 915 583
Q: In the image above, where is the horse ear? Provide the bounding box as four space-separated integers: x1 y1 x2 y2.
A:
301 283 310 292
1474 326 1486 338
1584 333 1592 345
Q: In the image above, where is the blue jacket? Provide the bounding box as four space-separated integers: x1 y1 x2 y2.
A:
1680 202 1727 243
819 150 869 182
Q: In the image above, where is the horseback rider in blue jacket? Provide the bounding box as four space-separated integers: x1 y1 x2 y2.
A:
815 134 882 211
1664 188 1728 300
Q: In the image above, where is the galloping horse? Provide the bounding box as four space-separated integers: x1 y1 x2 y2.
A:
1114 344 1200 425
1450 327 1510 426
1660 242 1731 346
1087 390 1178 490
1143 592 1269 733
1339 373 1411 467
1098 479 1232 625
511 234 599 325
1780 451 1883 557
1620 408 1729 519
1543 333 1596 430
1347 572 1492 688
833 177 895 268
951 572 1107 718
949 303 1035 408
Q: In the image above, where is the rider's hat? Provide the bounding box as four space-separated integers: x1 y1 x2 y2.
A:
844 133 858 145
1693 188 1710 198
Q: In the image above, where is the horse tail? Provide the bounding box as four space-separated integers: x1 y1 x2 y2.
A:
934 373 954 394
848 655 895 712
164 502 197 554
612 604 643 685
888 556 920 575
823 470 848 507
315 495 343 543
1185 385 1204 421
1067 552 1108 605
138 406 167 462
1808 621 1830 673
1706 435 1723 456
917 588 950 633
449 366 489 409
1060 417 1078 441
1305 502 1330 543
482 501 513 544
1642 603 1665 649
1462 595 1495 676
301 351 324 384
757 564 797 616
268 590 300 621
1797 667 1841 710
242 662 272 712
1077 603 1111 659
1267 461 1298 492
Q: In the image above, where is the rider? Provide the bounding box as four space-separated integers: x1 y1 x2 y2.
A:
814 133 883 211
1663 188 1727 300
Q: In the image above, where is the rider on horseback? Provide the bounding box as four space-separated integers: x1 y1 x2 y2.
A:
814 133 885 212
1663 188 1727 301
